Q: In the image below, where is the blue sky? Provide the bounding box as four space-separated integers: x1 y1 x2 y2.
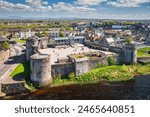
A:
0 0 150 19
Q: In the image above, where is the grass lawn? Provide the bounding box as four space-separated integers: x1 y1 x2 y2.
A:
10 62 35 90
10 62 30 78
71 54 86 59
52 64 150 86
15 39 26 44
137 47 150 57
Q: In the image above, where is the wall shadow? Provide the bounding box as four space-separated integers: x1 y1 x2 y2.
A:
12 61 30 82
4 54 26 65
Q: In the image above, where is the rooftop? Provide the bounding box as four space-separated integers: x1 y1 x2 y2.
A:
53 36 84 41
69 52 104 62
30 53 50 60
106 38 115 43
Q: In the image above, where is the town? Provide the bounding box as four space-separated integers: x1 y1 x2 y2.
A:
0 19 150 99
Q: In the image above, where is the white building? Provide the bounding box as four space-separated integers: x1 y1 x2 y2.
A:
99 37 115 47
53 36 85 46
49 30 60 38
19 30 36 39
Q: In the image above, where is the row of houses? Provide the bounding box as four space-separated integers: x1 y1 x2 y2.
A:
52 36 85 46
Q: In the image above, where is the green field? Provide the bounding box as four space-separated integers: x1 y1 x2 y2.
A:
15 39 26 44
137 47 150 57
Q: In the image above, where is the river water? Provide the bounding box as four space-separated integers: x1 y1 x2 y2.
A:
1 74 150 100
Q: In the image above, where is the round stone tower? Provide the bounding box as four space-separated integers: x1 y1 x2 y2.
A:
30 53 52 88
122 44 137 64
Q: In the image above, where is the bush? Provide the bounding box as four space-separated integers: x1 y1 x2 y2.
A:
59 32 65 37
68 72 75 80
95 63 107 68
121 64 128 72
125 36 132 44
2 41 10 50
107 56 116 66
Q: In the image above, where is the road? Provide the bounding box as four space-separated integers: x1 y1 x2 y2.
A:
136 44 150 49
0 44 26 82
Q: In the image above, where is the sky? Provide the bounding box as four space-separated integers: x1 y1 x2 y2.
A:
0 0 150 19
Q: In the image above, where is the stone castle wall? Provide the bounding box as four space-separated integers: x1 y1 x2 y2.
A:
122 44 137 64
26 37 48 60
84 40 137 64
30 54 52 87
75 55 117 76
52 62 74 78
0 50 10 68
1 82 26 94
51 55 117 77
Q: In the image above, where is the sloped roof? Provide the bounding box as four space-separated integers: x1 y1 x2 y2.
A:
0 36 8 42
105 38 115 43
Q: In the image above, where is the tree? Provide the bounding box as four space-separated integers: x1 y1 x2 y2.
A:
35 33 44 38
107 56 116 66
66 27 73 31
60 27 65 31
68 72 75 80
59 32 65 37
2 41 10 50
126 36 132 44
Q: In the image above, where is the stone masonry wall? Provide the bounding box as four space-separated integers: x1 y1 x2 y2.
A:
75 55 117 76
30 54 52 87
51 62 74 78
0 50 10 68
1 82 27 94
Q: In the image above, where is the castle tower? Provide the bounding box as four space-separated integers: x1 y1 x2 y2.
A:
122 44 137 64
26 36 49 60
147 35 150 44
26 36 39 60
30 53 52 88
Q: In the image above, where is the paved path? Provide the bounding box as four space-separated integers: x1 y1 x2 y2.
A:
0 44 25 83
136 44 150 49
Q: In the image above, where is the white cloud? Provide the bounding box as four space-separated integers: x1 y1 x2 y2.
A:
0 0 51 11
25 0 48 6
0 1 30 10
107 0 150 7
25 0 51 11
75 0 107 6
33 6 52 11
52 2 96 13
0 0 95 13
42 1 48 5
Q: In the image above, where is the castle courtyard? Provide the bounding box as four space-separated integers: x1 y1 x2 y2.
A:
38 44 116 64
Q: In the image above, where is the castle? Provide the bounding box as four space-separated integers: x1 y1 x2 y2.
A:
26 35 137 88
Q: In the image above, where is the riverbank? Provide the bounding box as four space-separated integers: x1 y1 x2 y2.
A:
2 74 150 100
1 63 150 100
8 62 150 89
